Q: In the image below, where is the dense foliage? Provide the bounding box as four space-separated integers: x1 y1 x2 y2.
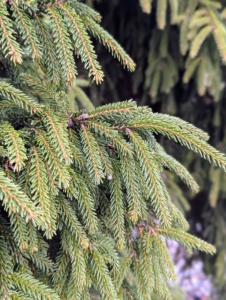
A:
0 0 225 299
88 0 226 295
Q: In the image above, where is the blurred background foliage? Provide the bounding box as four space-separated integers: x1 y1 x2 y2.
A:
69 0 226 298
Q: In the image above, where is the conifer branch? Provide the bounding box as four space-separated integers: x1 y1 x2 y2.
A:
57 197 89 248
80 124 104 184
71 1 102 23
88 101 137 119
127 118 226 169
156 227 216 254
34 129 71 189
152 232 177 282
0 1 23 63
0 170 41 224
82 16 136 72
23 75 59 105
90 249 118 299
114 255 132 290
95 141 112 177
60 3 104 83
52 251 70 295
133 256 152 299
110 163 126 248
72 171 98 232
0 121 27 172
121 155 145 222
0 81 42 113
126 129 172 226
29 147 57 237
47 6 77 83
0 236 14 298
10 1 41 59
10 273 61 300
108 135 134 156
41 109 72 164
0 1 223 297
24 251 54 274
34 13 60 83
155 144 199 192
10 212 29 251
190 25 212 58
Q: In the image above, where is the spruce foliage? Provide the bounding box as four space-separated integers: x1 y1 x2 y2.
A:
0 1 225 299
88 2 226 294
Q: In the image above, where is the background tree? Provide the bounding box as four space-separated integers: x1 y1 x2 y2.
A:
0 0 225 299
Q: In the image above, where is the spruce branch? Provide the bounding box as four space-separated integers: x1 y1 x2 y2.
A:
126 129 172 226
0 236 14 299
151 232 177 282
80 124 104 184
29 147 57 237
109 163 126 248
121 155 147 222
22 75 59 106
41 108 72 164
23 251 54 274
71 1 102 23
89 249 118 299
71 171 98 232
52 251 70 296
34 13 60 83
57 197 89 248
0 121 27 172
156 227 216 254
34 129 71 189
60 3 104 83
87 100 137 120
0 170 41 224
47 6 77 83
10 0 41 59
0 1 23 63
154 144 199 192
0 81 42 113
114 255 133 291
127 117 226 170
10 273 61 300
82 16 136 72
0 0 224 297
10 212 29 251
